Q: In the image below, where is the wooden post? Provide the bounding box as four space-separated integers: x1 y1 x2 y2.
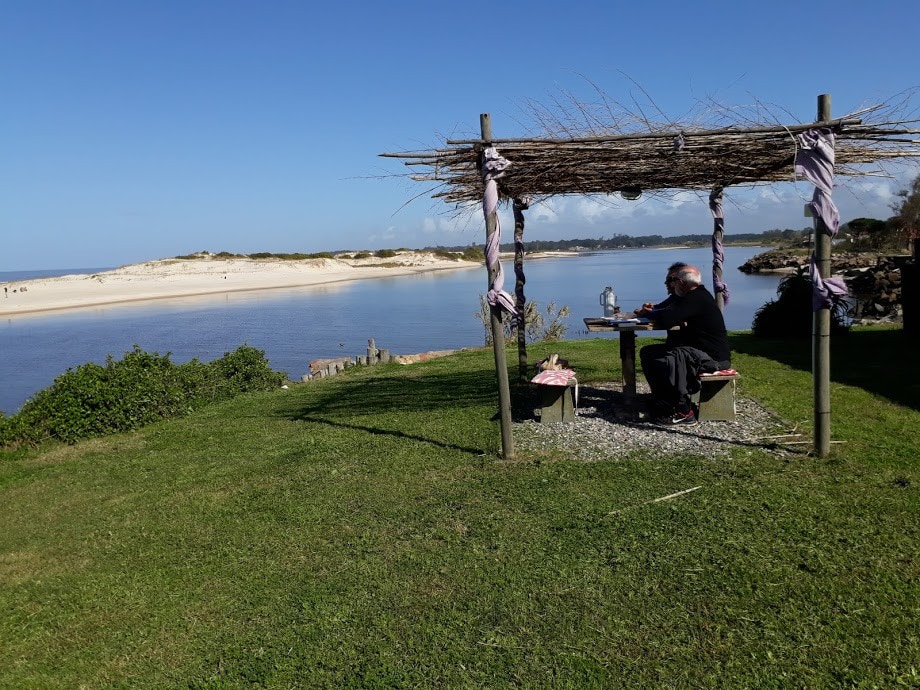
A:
513 198 529 381
813 94 832 458
710 187 726 312
619 330 638 396
481 113 515 460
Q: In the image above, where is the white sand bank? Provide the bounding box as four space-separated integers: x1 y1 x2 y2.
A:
1 253 481 317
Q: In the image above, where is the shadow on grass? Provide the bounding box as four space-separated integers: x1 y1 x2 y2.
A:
278 366 540 455
293 414 487 456
730 328 920 412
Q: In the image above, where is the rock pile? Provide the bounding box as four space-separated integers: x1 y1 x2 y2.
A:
845 256 905 319
738 251 879 274
303 342 464 381
391 350 461 364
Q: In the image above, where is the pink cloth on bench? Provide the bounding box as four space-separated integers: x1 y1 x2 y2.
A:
531 369 577 386
699 368 738 377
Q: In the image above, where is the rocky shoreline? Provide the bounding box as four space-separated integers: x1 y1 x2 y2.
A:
738 250 911 320
306 340 465 380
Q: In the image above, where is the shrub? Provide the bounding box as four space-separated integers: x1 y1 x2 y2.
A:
1 345 286 448
476 297 569 345
374 249 398 259
461 246 485 262
537 301 571 341
203 345 286 399
5 347 191 446
752 268 852 338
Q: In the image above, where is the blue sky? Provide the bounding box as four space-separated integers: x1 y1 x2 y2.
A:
3 0 919 271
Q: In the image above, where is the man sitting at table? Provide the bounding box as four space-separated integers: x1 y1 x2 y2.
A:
637 265 731 425
635 261 687 317
634 261 687 348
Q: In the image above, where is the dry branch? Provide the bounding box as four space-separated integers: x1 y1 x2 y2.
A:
380 93 920 209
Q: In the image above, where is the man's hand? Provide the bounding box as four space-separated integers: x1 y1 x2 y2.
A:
634 302 655 316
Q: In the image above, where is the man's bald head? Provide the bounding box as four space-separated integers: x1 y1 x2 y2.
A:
674 265 703 295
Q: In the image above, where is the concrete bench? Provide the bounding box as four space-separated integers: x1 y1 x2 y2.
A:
691 371 740 422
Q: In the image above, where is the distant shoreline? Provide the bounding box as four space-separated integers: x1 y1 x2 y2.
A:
0 253 482 319
1 245 772 319
0 248 629 318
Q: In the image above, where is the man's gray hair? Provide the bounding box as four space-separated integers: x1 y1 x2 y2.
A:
676 266 702 286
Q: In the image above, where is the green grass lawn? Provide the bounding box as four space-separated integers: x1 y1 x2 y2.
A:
1 327 917 688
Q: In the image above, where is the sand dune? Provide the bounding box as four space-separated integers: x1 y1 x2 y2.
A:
1 252 481 317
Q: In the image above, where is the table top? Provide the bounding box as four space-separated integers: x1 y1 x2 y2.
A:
583 316 659 332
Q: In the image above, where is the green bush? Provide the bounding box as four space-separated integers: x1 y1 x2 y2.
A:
752 268 851 338
202 345 286 398
475 296 570 345
374 249 398 258
461 246 485 262
0 345 286 448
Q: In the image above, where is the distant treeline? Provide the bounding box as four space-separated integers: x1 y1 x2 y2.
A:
176 228 811 263
424 228 811 254
175 251 337 261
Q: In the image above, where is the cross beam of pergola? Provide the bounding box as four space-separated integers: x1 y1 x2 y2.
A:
382 94 920 460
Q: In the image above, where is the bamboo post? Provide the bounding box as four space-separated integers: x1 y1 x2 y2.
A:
481 113 515 460
512 197 529 381
813 94 832 458
710 187 726 311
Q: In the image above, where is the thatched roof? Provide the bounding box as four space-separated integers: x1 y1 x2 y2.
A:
381 99 920 208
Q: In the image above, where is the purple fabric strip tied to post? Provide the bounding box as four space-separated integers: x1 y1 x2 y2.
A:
795 128 849 311
809 255 849 311
481 147 516 315
794 128 840 237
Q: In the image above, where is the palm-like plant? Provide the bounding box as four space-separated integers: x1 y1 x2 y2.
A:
752 267 852 338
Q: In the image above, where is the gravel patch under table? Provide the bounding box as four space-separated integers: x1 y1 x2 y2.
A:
515 381 797 461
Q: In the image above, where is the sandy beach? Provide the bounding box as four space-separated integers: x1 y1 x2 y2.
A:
0 252 482 318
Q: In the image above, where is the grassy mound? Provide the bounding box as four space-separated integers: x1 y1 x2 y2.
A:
1 329 917 687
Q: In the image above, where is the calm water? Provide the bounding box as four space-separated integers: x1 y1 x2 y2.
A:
0 247 780 414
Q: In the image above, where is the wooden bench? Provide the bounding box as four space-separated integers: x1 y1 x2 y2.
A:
536 378 577 423
691 371 740 421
